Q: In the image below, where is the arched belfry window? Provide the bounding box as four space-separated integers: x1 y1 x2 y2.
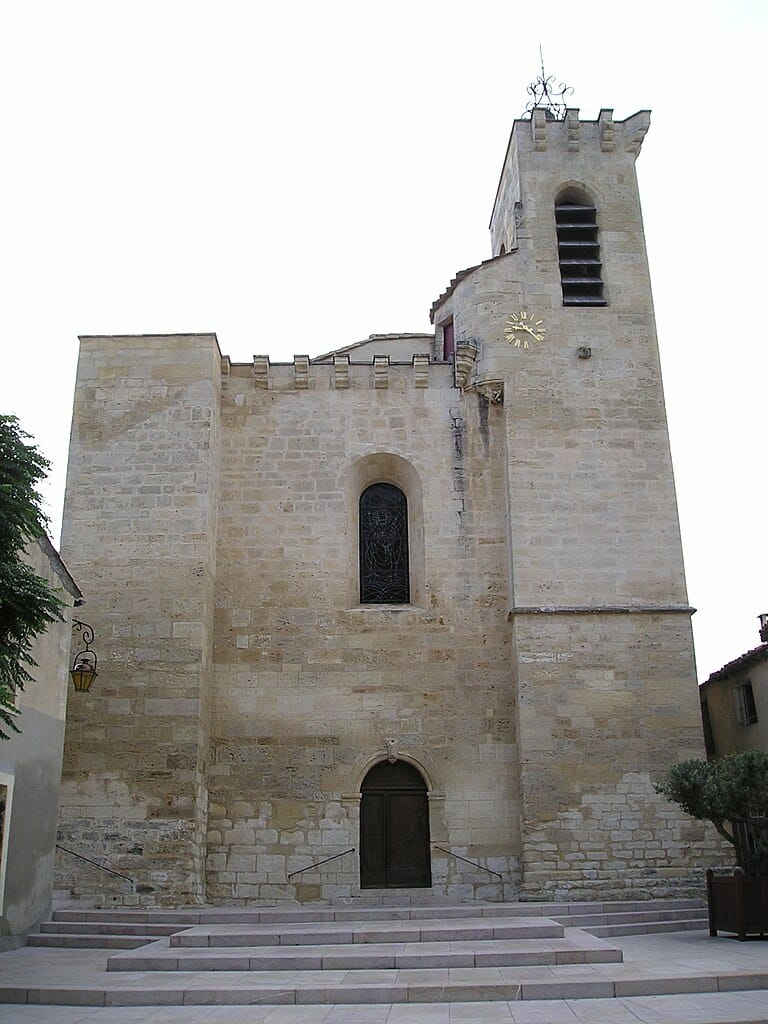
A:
555 191 606 306
359 483 410 604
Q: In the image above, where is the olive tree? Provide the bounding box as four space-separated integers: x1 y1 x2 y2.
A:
656 750 768 876
0 415 64 738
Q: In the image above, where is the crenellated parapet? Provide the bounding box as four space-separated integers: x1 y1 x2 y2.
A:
514 106 650 157
489 108 652 261
225 349 453 392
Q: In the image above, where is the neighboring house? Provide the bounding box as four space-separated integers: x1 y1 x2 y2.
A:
0 535 81 949
700 622 768 759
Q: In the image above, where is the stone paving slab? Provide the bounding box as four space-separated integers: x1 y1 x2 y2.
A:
0 990 767 1022
1 959 767 1005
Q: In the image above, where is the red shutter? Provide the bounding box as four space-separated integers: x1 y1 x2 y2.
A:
443 319 455 360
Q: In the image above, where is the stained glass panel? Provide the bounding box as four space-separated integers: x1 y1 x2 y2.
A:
359 483 410 604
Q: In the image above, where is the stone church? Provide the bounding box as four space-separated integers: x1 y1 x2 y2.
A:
57 104 714 906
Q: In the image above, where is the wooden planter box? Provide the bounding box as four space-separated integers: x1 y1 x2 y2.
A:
706 867 768 940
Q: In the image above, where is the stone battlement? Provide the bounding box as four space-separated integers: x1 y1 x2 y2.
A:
521 107 651 156
221 352 450 391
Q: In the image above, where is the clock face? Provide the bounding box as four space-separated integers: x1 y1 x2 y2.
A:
504 311 546 348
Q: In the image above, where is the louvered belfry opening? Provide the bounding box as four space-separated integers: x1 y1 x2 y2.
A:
555 198 607 306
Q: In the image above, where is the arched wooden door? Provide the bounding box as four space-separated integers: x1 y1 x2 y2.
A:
360 760 431 888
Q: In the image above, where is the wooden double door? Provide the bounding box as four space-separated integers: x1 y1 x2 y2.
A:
359 760 431 889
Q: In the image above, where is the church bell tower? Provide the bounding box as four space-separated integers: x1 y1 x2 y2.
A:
432 101 707 896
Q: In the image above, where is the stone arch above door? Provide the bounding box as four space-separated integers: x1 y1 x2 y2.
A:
351 750 438 795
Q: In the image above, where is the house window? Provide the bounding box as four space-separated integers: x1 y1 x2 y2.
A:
0 785 7 873
0 776 12 915
442 319 455 361
359 483 410 604
701 699 716 757
735 680 758 727
555 192 606 306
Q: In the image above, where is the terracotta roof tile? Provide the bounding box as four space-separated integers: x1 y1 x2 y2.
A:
703 644 768 686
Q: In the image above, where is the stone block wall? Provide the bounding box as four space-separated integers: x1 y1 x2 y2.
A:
206 359 521 901
512 612 722 898
58 334 221 903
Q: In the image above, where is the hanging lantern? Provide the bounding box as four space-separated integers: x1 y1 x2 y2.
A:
70 620 98 693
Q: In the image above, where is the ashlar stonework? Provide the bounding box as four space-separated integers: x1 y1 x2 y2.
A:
57 106 722 906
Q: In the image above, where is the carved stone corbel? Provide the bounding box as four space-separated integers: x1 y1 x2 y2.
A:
373 355 389 389
599 108 615 152
532 107 548 152
294 354 310 389
252 354 270 389
454 341 478 390
565 108 580 152
384 737 397 763
333 354 350 389
625 112 651 154
474 379 504 404
412 353 429 389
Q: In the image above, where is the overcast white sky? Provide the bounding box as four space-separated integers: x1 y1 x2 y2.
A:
1 0 765 682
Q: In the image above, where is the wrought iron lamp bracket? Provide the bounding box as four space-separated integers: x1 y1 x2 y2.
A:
70 619 99 693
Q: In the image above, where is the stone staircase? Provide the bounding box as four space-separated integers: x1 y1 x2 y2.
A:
11 892 761 1009
3 893 767 1021
29 894 708 951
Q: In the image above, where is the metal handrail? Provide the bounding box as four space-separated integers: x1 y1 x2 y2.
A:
56 843 136 891
287 848 356 880
432 844 503 882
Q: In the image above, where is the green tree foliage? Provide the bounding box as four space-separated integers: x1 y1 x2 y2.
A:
0 415 64 739
656 751 768 875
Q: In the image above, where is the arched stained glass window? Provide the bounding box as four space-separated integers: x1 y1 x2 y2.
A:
359 483 410 604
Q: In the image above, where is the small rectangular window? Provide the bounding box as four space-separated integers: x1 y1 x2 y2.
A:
0 775 12 915
442 319 455 361
701 699 716 757
735 680 758 727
